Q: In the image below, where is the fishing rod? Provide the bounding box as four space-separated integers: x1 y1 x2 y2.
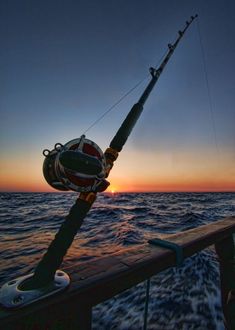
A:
0 15 198 308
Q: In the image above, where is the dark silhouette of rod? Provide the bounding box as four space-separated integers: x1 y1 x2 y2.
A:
110 14 198 152
21 194 96 289
22 15 198 290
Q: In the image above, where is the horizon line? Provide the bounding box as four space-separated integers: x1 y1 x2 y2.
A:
0 190 235 194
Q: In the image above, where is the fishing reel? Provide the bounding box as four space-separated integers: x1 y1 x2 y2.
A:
43 135 109 192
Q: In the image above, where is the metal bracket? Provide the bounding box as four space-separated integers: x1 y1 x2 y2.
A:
148 238 184 266
0 270 70 309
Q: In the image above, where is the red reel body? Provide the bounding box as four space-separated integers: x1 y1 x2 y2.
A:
43 135 108 192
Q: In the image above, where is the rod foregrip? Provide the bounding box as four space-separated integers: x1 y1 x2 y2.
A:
110 102 143 152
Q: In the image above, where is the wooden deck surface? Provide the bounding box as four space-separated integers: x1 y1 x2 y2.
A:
1 216 235 329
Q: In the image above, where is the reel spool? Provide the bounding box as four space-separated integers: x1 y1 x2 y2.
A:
43 135 108 192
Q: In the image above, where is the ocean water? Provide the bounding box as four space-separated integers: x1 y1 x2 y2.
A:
0 192 235 329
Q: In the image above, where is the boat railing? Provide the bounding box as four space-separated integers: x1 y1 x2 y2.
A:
1 216 235 329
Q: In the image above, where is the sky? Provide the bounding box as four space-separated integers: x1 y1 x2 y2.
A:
1 0 235 192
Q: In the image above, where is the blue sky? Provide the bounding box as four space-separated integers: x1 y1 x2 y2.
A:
1 0 235 192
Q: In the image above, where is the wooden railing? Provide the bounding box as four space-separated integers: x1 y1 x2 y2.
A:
1 216 235 329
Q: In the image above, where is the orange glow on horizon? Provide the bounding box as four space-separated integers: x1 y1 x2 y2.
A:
0 148 235 193
106 177 235 193
1 176 234 193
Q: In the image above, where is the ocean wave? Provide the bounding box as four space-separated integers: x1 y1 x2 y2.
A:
1 192 234 329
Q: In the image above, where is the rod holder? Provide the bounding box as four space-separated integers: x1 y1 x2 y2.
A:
0 270 70 309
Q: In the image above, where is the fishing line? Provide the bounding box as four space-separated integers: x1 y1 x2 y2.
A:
196 18 220 159
83 48 169 135
83 77 148 134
